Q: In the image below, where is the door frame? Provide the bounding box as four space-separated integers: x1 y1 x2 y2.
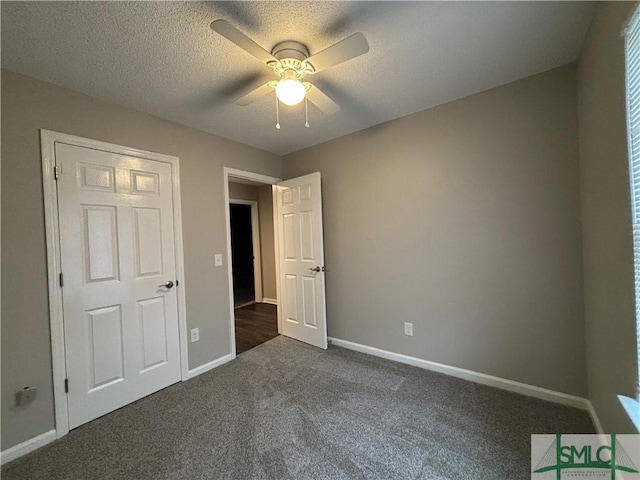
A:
41 130 189 439
223 167 281 356
228 199 263 304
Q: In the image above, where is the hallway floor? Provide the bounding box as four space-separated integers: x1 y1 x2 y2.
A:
234 303 278 354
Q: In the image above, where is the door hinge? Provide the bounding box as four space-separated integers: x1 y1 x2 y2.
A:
59 272 64 287
54 165 61 180
64 378 69 393
176 279 179 287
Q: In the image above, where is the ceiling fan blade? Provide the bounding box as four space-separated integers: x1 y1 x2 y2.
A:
235 82 275 106
304 33 369 73
305 84 340 115
210 20 277 65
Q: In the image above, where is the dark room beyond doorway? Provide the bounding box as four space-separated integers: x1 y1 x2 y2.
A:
230 203 255 308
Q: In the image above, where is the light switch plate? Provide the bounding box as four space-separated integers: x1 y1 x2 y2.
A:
214 254 223 266
191 328 200 342
404 322 413 336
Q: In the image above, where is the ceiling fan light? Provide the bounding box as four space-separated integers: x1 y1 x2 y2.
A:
275 79 306 106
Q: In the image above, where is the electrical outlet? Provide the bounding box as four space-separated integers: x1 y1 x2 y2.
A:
191 328 200 342
404 322 413 336
214 254 223 266
15 386 38 407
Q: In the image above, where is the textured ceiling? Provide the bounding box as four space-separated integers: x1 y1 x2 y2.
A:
1 1 596 155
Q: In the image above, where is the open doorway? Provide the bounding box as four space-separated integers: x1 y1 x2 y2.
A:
226 173 280 355
224 168 329 356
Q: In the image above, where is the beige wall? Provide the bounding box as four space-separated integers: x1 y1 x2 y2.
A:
578 1 639 433
283 65 587 397
228 182 277 299
228 182 259 201
0 70 281 450
258 185 277 300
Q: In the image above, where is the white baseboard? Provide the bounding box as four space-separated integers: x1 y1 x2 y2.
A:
586 400 604 434
328 337 590 411
1 429 56 466
234 300 256 309
184 353 234 381
261 298 277 305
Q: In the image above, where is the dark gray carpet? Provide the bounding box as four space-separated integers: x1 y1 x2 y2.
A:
2 336 594 479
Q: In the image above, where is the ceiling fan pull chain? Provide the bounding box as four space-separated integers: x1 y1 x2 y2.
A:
275 96 281 130
305 97 310 128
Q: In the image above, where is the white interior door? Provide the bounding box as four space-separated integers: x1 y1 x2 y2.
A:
56 143 182 429
276 172 327 349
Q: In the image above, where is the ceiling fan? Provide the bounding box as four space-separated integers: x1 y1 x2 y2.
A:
210 20 369 127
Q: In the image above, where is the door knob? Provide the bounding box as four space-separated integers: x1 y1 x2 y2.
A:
159 281 174 289
308 266 321 273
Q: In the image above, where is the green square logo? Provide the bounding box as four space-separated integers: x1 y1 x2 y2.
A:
531 434 640 479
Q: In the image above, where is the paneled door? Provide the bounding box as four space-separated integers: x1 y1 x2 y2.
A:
56 143 181 429
276 172 327 349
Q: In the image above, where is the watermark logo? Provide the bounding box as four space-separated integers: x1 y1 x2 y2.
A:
531 434 640 479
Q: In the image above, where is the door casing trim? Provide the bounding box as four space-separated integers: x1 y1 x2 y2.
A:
40 130 189 439
223 167 281 357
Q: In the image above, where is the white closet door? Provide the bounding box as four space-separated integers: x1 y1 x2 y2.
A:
56 143 181 429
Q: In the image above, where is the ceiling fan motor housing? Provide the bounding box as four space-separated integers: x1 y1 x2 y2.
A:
270 41 315 79
271 41 309 62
